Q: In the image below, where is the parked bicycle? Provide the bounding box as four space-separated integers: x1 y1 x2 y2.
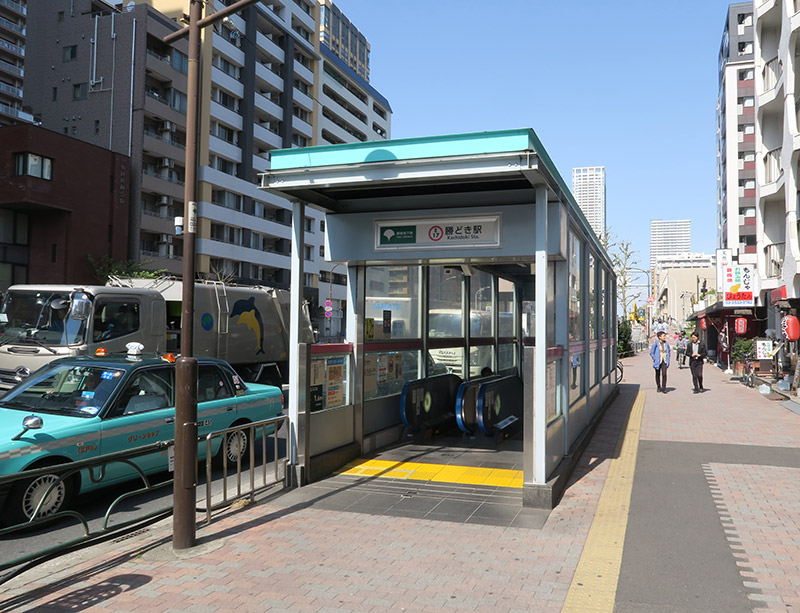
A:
742 352 757 388
616 360 624 383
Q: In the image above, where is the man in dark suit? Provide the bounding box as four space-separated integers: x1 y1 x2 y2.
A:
687 331 708 393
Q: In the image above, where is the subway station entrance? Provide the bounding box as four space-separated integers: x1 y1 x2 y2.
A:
261 129 618 509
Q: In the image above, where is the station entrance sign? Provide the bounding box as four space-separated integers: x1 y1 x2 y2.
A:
375 215 501 250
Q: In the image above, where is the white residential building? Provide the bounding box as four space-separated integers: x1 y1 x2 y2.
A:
571 166 606 240
649 219 691 269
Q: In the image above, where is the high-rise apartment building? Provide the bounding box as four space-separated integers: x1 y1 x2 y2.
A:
571 166 606 240
22 0 391 341
716 3 755 261
0 0 31 125
650 219 691 269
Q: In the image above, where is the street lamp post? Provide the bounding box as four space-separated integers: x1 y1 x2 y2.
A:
163 0 263 551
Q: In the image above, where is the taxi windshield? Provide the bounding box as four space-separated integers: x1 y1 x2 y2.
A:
0 291 87 347
0 364 124 417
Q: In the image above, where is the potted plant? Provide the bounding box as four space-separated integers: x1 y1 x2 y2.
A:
731 337 754 376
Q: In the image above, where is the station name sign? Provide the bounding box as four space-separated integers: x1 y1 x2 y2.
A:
375 215 501 251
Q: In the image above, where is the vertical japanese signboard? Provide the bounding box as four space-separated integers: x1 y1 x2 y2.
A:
716 248 733 294
722 265 755 307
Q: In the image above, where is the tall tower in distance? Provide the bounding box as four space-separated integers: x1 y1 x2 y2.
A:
572 166 606 240
650 219 692 268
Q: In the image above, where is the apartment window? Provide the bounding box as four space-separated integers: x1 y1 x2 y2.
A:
373 104 387 120
14 153 53 180
293 51 310 69
171 50 188 74
293 106 309 122
72 83 88 100
319 245 325 257
738 68 754 81
303 245 313 261
738 42 753 55
58 11 64 21
216 157 236 175
217 57 239 79
62 45 77 62
739 97 754 108
218 90 237 112
294 79 309 95
94 120 100 135
216 123 236 144
303 273 314 287
171 90 187 114
304 217 313 232
292 133 308 147
211 189 243 211
320 220 325 232
51 87 57 102
737 13 752 26
739 179 755 190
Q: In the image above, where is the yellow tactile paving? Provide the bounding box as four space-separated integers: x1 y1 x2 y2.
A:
562 391 645 612
336 458 524 489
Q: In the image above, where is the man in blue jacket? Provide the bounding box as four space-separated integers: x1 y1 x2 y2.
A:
650 330 671 393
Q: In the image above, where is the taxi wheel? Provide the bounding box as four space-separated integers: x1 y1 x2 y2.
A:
215 423 250 468
6 467 74 525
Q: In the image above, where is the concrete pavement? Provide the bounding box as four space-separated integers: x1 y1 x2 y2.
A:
1 351 799 612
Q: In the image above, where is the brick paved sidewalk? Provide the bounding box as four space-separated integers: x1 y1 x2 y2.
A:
1 351 798 612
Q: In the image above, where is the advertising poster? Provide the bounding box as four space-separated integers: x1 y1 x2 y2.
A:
394 354 403 380
326 356 345 407
755 340 773 360
722 265 755 307
310 359 326 411
383 310 392 336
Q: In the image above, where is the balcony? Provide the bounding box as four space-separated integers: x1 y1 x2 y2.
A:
764 242 785 278
0 58 22 77
0 0 26 15
762 56 782 92
764 146 783 183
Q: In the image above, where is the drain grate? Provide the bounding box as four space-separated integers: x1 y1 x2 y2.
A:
112 528 150 543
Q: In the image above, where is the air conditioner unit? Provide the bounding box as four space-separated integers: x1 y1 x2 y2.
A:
159 195 173 205
159 157 174 169
159 121 175 132
158 233 173 244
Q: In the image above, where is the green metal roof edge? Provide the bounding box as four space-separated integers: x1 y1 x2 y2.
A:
269 128 537 170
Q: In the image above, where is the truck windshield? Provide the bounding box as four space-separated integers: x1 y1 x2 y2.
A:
0 364 124 417
0 291 87 347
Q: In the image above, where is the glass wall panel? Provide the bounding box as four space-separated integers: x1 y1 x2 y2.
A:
498 343 516 371
364 266 421 339
498 277 515 338
427 347 463 376
470 269 493 338
569 351 582 405
568 231 583 341
363 350 421 400
428 266 464 338
588 254 596 340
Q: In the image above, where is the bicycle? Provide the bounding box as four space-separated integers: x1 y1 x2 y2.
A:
615 360 624 384
742 352 757 388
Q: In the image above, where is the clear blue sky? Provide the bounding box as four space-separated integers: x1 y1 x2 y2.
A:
336 0 735 268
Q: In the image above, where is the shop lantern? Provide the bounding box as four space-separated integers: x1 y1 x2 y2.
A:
700 317 708 330
735 317 747 335
781 315 800 341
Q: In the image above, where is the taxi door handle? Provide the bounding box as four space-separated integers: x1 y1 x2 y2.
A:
164 417 175 424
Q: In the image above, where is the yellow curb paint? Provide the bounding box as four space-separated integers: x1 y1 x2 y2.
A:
336 458 523 489
562 391 645 613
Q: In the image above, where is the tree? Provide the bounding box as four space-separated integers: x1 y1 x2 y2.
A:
87 254 166 284
604 232 643 321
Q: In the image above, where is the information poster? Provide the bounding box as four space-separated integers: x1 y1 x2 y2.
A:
365 318 375 340
377 355 388 383
383 310 392 336
364 354 377 395
310 359 326 411
326 356 345 407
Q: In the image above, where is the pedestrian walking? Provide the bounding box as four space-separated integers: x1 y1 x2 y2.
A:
687 331 707 393
676 332 687 368
650 330 671 393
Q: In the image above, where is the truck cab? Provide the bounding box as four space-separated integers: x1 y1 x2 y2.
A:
0 285 165 389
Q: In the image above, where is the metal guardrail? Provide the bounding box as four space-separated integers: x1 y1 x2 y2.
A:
0 417 289 581
203 415 288 525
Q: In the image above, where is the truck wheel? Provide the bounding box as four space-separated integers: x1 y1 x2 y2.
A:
6 464 74 525
214 423 250 468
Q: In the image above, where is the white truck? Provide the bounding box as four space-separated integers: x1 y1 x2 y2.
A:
0 277 314 390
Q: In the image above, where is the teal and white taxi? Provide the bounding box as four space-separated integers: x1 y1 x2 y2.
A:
0 349 283 524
